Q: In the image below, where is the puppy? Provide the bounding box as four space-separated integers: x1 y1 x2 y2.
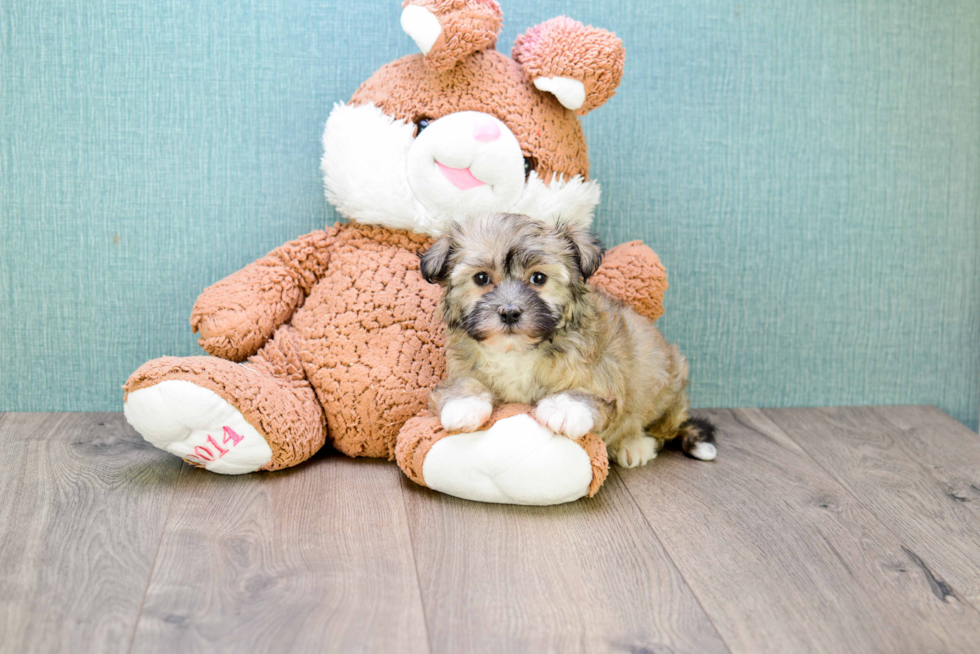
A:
420 213 716 467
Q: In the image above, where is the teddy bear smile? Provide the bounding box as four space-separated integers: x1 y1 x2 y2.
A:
436 161 487 190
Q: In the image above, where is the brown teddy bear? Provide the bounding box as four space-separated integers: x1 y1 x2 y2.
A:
124 0 668 505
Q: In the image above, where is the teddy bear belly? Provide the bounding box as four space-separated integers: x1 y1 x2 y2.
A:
288 248 446 458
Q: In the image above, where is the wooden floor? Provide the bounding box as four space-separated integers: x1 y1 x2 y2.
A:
2 407 980 653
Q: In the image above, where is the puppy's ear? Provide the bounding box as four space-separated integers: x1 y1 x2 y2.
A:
419 235 455 284
556 222 605 280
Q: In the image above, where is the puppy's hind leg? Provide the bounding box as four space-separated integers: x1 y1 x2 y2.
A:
646 401 718 461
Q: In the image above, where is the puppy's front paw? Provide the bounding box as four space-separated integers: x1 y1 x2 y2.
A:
534 394 595 440
614 436 661 468
440 396 493 433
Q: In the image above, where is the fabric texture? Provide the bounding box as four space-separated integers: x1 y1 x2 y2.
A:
125 220 662 470
116 4 648 503
1 1 978 431
398 404 609 504
402 0 503 72
397 404 609 496
350 49 590 183
513 16 625 115
124 325 328 471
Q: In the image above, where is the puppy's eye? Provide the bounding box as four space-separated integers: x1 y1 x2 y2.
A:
523 156 537 179
415 117 433 137
473 272 491 286
530 272 547 286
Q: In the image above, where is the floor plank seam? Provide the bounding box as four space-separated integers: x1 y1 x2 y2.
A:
398 481 436 654
611 466 735 654
760 409 980 619
126 461 186 654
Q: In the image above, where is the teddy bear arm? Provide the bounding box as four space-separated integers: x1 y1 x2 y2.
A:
589 241 668 323
190 228 339 361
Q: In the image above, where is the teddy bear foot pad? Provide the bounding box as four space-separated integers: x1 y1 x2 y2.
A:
422 414 595 506
124 380 273 474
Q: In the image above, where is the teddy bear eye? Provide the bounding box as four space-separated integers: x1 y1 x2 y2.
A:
415 117 433 137
523 156 537 179
530 272 547 286
473 272 491 286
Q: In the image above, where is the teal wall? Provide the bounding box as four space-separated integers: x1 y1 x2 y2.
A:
2 1 978 430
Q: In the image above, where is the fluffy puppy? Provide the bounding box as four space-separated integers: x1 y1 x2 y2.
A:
420 213 716 467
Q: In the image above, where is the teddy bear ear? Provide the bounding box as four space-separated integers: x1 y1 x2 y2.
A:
400 0 503 73
512 17 625 115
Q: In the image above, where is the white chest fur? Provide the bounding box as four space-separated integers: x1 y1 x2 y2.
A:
476 344 545 404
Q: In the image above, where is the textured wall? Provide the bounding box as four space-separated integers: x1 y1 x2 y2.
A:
2 0 978 430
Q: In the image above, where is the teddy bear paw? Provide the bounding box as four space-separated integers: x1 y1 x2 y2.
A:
124 380 272 474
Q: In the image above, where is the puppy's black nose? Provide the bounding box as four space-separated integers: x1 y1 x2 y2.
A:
498 304 522 325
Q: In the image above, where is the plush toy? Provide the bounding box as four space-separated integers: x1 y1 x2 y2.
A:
123 0 668 505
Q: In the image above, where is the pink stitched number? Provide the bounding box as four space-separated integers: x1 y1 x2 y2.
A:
193 446 215 462
206 434 229 457
187 427 244 465
222 426 244 446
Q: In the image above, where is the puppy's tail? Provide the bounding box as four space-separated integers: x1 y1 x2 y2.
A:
670 416 717 461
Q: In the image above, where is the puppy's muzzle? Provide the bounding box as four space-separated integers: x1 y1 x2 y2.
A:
498 304 522 325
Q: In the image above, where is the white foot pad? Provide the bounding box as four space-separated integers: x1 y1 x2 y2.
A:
124 380 272 474
422 414 594 505
615 436 660 468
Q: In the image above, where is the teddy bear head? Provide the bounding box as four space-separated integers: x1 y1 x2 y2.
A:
321 0 625 237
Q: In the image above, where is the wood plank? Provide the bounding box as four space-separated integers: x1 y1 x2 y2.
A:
131 455 430 654
0 413 181 654
764 405 980 603
618 408 980 654
401 470 729 654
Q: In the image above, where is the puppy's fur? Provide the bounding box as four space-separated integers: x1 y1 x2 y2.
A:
421 213 716 467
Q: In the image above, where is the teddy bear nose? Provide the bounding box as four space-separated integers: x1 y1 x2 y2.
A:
472 117 501 143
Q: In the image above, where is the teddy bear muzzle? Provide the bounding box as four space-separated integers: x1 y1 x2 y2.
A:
407 111 526 218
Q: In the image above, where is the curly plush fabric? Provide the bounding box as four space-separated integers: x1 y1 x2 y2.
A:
191 228 339 361
513 17 625 115
396 404 609 497
127 218 666 468
124 325 327 471
403 0 503 72
351 50 589 183
589 241 668 323
288 223 445 458
123 5 661 503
